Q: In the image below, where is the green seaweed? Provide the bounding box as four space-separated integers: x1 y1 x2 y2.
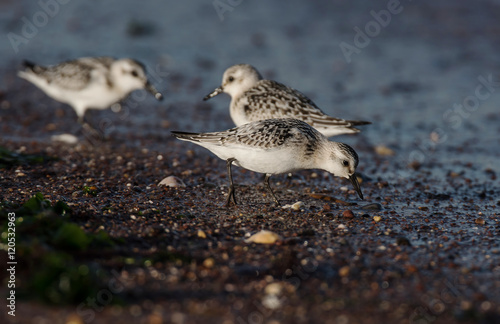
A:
1 193 119 305
82 185 98 196
0 146 56 169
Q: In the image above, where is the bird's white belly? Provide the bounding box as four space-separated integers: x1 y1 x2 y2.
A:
33 77 123 110
208 145 303 174
71 86 124 110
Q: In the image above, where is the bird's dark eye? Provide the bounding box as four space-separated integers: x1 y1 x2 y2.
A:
131 70 139 77
228 76 234 82
342 160 349 167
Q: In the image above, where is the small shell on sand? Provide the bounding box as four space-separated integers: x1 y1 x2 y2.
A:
158 176 186 188
245 230 282 244
51 134 79 144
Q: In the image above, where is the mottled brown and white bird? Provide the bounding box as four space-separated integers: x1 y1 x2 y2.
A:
172 118 363 206
204 64 369 137
18 57 163 124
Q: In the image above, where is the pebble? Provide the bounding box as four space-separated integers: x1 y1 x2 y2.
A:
282 201 304 210
396 237 411 246
65 313 84 324
262 294 281 310
245 230 282 244
460 300 473 311
374 145 395 156
361 203 382 210
430 131 442 143
475 218 485 225
373 216 382 222
158 176 186 188
406 265 418 274
264 282 283 295
148 312 163 324
197 230 207 238
203 258 215 268
343 210 354 219
51 133 79 144
339 266 350 277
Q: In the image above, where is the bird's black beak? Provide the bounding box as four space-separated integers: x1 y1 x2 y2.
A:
145 82 163 101
203 86 223 101
349 174 363 200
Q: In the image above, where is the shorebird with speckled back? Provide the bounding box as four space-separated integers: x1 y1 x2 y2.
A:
204 64 370 137
18 57 163 126
172 118 363 206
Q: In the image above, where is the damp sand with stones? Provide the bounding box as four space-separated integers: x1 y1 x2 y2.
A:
1 1 500 323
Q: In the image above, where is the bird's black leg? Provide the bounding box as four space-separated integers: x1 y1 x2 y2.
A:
77 114 85 125
80 115 107 144
81 121 98 135
225 158 237 206
264 174 281 206
79 113 96 133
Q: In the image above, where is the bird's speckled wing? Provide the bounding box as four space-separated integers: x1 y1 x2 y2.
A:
24 57 114 91
236 80 369 129
172 118 322 152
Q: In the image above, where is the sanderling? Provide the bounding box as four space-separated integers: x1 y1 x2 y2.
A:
172 118 363 206
203 64 370 137
18 57 163 124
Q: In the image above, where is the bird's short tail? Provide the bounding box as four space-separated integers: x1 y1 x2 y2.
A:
22 60 37 71
171 131 201 142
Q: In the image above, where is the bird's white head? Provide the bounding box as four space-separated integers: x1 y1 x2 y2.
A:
323 142 363 199
111 59 163 100
204 64 262 100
